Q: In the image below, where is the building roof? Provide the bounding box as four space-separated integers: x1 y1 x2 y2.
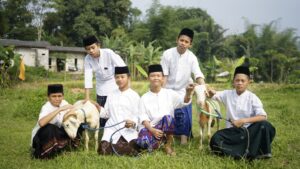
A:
0 39 85 53
47 46 85 53
0 39 50 48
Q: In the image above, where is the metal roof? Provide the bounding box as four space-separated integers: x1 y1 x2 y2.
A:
0 39 85 53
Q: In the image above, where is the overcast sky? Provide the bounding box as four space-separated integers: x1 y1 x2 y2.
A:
131 0 300 36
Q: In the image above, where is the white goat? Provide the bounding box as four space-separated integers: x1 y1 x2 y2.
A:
62 100 100 151
194 85 220 149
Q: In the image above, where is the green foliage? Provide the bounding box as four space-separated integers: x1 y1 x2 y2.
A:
0 45 21 87
103 36 162 80
287 69 300 84
1 0 36 40
42 0 135 46
135 65 148 79
224 21 300 83
127 41 162 80
25 66 49 81
203 56 248 83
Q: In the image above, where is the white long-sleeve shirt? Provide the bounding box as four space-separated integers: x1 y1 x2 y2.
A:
139 88 191 129
100 88 140 144
84 48 126 96
161 47 204 96
213 90 267 128
31 100 69 146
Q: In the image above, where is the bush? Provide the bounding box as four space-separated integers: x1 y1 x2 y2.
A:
0 45 20 88
287 69 300 84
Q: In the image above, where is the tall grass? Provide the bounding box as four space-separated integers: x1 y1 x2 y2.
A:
0 80 299 169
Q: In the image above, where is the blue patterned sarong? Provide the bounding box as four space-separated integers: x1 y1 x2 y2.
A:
136 115 175 151
174 103 192 137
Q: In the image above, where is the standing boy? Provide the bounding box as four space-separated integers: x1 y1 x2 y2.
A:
83 35 126 126
160 28 205 144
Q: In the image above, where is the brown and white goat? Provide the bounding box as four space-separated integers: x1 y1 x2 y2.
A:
194 85 220 149
62 100 100 151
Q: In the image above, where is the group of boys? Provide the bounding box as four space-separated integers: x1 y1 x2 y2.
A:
31 28 275 160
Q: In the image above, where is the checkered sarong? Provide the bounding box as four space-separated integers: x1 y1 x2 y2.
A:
136 115 175 151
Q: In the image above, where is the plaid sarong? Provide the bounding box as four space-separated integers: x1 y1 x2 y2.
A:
136 115 175 151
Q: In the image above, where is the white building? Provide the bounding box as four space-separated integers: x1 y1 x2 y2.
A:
0 39 86 72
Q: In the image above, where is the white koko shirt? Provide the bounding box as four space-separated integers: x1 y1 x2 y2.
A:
213 90 267 128
139 88 191 129
84 48 126 96
31 100 69 146
100 88 140 144
161 47 204 96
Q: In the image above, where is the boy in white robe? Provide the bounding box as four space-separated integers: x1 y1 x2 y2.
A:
98 66 140 156
83 35 126 127
208 66 276 159
137 64 195 156
160 28 205 144
31 84 78 159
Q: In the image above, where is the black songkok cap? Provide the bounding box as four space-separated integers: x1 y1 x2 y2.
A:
148 64 163 75
48 84 63 96
83 35 99 47
178 28 194 40
234 66 250 77
115 66 130 75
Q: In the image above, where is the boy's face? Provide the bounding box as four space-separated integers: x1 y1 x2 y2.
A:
148 72 164 88
48 93 64 107
233 74 250 95
85 43 100 58
176 35 192 54
115 74 130 90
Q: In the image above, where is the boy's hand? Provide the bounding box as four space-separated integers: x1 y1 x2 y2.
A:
186 83 196 96
232 119 246 128
59 104 74 111
150 128 164 140
125 120 136 128
207 88 216 98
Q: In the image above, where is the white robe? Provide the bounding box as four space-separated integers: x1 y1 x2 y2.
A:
31 100 69 146
100 88 140 144
84 48 126 96
139 88 191 129
213 89 267 128
160 47 204 96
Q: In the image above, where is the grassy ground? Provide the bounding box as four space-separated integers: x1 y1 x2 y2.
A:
0 78 299 169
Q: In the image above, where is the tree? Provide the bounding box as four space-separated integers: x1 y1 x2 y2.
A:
129 1 226 60
226 21 300 83
28 0 53 41
0 1 8 37
1 0 36 40
43 0 133 46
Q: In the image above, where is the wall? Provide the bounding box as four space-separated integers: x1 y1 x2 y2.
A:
36 48 49 70
14 48 36 67
49 51 85 72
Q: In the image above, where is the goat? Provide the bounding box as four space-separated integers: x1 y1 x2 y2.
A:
62 100 100 151
194 85 220 149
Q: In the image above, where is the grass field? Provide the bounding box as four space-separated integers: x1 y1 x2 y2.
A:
0 79 299 169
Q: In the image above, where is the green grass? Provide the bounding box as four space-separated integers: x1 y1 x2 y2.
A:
0 79 299 169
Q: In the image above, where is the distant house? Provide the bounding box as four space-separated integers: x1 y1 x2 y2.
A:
0 39 86 72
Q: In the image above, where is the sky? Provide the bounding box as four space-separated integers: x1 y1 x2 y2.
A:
131 0 300 36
